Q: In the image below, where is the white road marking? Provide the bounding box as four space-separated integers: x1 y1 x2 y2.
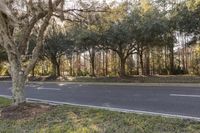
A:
0 95 12 99
0 94 200 121
170 94 200 98
37 87 61 91
58 83 65 86
26 84 41 88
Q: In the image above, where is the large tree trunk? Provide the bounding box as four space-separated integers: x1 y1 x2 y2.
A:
12 72 26 105
8 53 26 105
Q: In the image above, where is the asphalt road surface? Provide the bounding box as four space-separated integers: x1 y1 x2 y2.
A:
1 81 200 120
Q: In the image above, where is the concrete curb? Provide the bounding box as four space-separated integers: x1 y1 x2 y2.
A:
1 80 200 87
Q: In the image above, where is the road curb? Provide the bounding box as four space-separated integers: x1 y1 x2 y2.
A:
1 80 200 87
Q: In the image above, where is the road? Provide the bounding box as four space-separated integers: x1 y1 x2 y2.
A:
1 81 200 120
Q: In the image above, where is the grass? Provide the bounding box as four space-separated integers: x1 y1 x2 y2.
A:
2 75 200 83
0 97 11 108
0 97 200 133
29 75 200 83
68 75 200 83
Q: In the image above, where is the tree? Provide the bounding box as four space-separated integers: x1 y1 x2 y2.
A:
0 0 63 105
172 0 200 36
102 19 137 77
44 24 74 77
134 5 172 75
71 26 100 77
0 0 102 105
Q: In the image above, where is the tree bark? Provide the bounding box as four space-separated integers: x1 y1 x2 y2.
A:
76 52 81 76
56 61 60 77
69 56 73 76
118 54 126 77
139 50 144 75
105 50 108 76
169 44 174 75
31 65 35 77
12 71 26 105
89 47 96 77
102 51 105 76
145 47 150 75
51 56 57 77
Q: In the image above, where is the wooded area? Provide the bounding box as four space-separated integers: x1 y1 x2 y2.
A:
0 0 199 104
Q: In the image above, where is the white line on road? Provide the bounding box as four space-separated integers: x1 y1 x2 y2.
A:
170 94 200 98
37 87 61 91
0 94 200 121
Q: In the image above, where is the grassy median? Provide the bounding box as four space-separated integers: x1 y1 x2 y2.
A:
0 97 200 133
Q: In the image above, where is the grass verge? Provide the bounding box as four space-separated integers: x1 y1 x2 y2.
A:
0 97 11 108
0 97 200 133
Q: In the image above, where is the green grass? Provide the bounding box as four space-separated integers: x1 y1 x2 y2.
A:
60 75 200 83
0 97 11 108
0 97 200 133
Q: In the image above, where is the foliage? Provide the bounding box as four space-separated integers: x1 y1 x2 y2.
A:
44 30 74 77
172 0 200 36
70 26 100 53
44 32 74 59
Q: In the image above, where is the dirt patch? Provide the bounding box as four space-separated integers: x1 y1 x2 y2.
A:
0 103 51 120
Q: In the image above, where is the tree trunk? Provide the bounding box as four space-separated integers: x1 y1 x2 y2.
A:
119 55 126 77
12 73 26 105
139 51 144 75
90 56 95 77
105 50 108 76
69 56 73 76
56 62 60 77
32 65 35 77
102 51 105 76
136 53 140 75
89 48 95 77
145 47 150 75
164 46 167 69
51 56 58 77
9 57 26 105
76 52 81 76
169 44 174 75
